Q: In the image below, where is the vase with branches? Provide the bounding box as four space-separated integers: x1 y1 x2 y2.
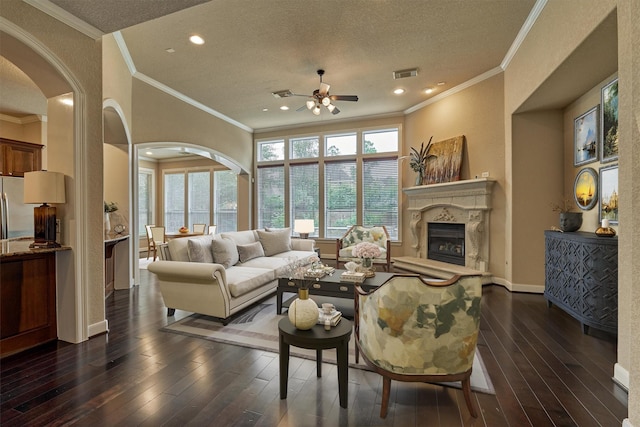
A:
409 136 435 186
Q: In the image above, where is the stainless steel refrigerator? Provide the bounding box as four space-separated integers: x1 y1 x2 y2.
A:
0 176 34 239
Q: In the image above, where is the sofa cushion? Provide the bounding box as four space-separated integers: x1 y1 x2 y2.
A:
167 238 190 262
225 266 275 298
187 235 215 263
221 230 258 246
257 228 291 256
237 242 265 263
211 237 239 268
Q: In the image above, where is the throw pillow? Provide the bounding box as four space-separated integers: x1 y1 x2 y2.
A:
187 236 215 263
257 228 291 256
237 241 265 263
211 237 239 268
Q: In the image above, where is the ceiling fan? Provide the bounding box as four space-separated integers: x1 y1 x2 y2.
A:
285 69 359 116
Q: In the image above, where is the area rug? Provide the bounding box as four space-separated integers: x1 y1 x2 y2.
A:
161 297 495 395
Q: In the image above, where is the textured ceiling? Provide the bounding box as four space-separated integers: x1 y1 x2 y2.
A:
19 0 536 132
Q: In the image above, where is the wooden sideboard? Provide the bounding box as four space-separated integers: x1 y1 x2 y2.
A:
544 230 618 335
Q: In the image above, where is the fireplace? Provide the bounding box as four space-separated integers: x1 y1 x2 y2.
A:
400 178 495 273
428 222 465 266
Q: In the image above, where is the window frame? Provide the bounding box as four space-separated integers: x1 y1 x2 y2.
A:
255 124 402 241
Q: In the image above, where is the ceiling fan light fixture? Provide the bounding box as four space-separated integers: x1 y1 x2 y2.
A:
306 100 315 110
327 103 336 112
312 105 321 115
322 96 331 106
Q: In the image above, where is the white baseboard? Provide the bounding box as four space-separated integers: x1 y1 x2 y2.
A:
491 277 545 294
613 363 630 391
623 419 634 427
88 319 109 337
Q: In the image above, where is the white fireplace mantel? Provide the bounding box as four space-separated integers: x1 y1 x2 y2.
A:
400 178 495 274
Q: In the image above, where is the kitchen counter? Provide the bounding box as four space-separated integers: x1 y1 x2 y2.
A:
0 238 71 257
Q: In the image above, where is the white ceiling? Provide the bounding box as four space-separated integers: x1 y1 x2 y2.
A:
15 0 537 133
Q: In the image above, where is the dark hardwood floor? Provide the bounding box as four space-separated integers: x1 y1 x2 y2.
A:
1 268 628 426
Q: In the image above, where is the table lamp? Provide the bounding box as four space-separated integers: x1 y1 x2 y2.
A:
24 170 66 248
294 219 314 239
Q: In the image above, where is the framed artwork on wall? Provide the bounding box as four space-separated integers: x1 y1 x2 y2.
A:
574 106 599 166
601 78 619 163
574 167 598 210
599 164 618 225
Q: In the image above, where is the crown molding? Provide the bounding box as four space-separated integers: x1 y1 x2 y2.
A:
23 0 104 40
404 67 503 115
0 113 46 124
501 0 548 70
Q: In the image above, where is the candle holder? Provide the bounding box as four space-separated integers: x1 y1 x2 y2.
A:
595 219 616 237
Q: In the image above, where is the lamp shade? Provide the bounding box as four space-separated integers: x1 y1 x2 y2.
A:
294 219 315 234
24 171 66 204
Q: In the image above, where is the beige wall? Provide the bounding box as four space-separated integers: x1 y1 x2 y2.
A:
1 0 104 340
405 74 507 278
617 0 639 423
103 143 129 228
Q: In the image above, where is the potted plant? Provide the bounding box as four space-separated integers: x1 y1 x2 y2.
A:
551 199 582 232
104 201 118 232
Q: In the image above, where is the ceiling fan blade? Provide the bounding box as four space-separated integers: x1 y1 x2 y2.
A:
296 105 308 112
319 82 330 96
330 106 340 115
330 95 359 102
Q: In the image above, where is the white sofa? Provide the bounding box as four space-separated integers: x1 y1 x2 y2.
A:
147 228 316 323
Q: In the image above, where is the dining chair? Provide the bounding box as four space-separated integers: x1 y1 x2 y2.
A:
145 224 155 259
193 224 207 234
149 226 166 261
208 225 217 235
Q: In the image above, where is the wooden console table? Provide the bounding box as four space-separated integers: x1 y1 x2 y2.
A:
544 230 618 335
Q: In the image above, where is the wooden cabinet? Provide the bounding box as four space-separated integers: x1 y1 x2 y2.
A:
0 138 44 177
544 230 618 335
1 252 57 358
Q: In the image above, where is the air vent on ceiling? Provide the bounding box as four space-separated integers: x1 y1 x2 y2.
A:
271 90 293 98
393 68 419 79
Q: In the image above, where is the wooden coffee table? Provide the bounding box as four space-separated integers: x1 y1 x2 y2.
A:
276 269 396 316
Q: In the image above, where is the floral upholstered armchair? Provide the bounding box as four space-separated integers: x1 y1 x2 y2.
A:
335 225 391 271
354 274 483 418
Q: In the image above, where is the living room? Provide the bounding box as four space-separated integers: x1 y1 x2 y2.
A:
0 0 638 425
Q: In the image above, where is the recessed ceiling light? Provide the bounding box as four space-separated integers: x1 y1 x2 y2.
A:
393 88 405 95
145 151 153 155
165 48 175 53
280 106 289 111
424 88 434 94
189 35 205 45
262 108 269 112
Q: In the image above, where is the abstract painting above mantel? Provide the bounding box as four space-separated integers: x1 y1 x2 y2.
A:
422 135 464 185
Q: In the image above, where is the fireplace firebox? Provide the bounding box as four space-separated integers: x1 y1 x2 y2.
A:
428 222 465 266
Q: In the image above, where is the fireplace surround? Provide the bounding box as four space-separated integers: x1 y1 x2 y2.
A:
398 178 495 275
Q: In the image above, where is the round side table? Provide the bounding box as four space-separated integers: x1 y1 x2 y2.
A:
278 317 352 408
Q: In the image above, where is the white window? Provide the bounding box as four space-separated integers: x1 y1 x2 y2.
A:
290 163 319 237
164 172 185 232
257 166 285 229
214 170 238 232
138 168 154 236
325 161 357 238
188 171 210 229
255 126 400 240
